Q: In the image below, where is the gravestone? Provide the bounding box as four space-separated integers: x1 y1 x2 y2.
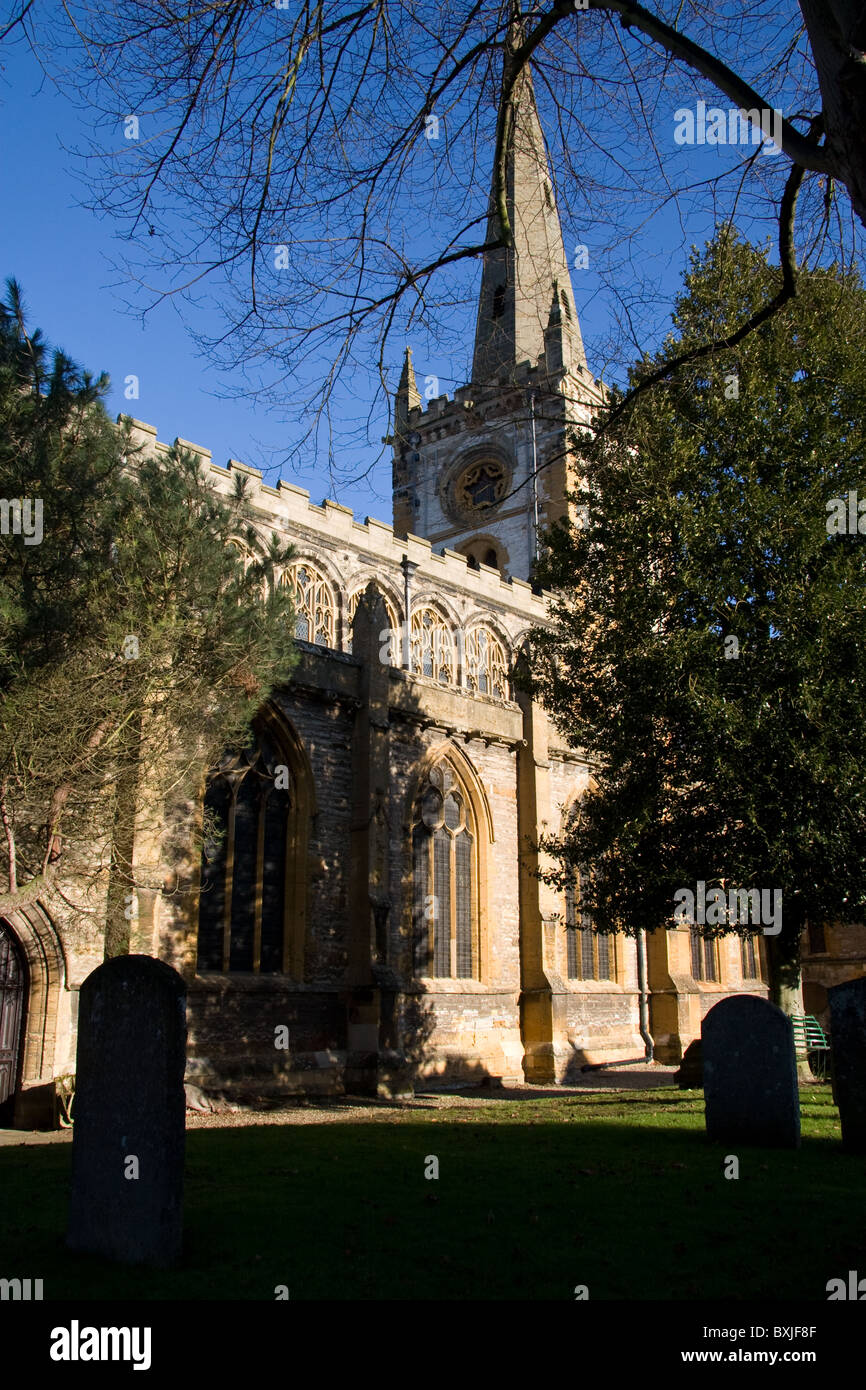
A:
675 1038 703 1089
828 977 866 1154
67 954 186 1266
702 995 800 1148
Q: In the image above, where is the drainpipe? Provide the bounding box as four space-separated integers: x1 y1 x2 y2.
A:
401 554 418 671
529 393 540 566
637 928 654 1061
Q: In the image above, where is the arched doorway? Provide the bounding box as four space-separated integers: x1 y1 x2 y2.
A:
0 920 26 1120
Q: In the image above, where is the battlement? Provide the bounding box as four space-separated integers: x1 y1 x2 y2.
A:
401 353 603 430
119 415 552 620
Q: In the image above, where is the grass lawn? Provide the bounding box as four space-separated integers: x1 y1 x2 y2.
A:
2 1085 863 1300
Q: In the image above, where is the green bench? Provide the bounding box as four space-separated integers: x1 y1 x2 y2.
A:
790 1014 831 1079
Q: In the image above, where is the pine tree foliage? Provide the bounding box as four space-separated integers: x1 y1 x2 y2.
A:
0 280 298 921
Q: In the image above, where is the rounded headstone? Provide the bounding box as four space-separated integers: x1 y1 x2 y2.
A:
702 994 799 1148
828 976 866 1154
66 954 186 1266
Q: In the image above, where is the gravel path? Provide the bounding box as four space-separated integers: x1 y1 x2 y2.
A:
0 1064 681 1143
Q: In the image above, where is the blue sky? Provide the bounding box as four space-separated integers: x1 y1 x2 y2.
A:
2 47 364 503
0 27 822 522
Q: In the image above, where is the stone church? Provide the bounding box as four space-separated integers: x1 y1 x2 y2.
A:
6 61 820 1127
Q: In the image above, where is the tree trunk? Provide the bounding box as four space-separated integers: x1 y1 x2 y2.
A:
766 924 813 1083
798 0 866 227
104 708 145 959
766 928 804 1014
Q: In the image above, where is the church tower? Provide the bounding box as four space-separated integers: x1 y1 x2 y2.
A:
392 35 604 581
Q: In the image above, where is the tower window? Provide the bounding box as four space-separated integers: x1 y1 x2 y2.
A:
455 459 507 512
561 289 572 320
492 284 506 319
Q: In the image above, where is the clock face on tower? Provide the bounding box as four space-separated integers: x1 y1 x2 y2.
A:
444 454 510 524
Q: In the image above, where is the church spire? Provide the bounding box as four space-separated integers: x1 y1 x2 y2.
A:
471 31 587 386
394 345 421 435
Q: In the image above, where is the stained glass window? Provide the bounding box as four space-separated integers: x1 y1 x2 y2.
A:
285 561 336 648
465 626 509 699
413 762 477 978
410 607 455 684
564 869 614 981
690 928 718 982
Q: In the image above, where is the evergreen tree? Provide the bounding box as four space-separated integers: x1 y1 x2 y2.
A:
0 279 298 943
529 231 866 1010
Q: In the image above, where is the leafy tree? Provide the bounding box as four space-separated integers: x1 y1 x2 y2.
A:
0 279 298 950
528 230 866 1010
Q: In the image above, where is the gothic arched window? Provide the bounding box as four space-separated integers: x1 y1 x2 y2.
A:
197 721 307 975
347 587 400 663
465 626 509 699
227 538 256 574
227 537 271 601
690 927 718 982
410 606 455 684
412 762 479 978
564 867 614 981
284 561 336 648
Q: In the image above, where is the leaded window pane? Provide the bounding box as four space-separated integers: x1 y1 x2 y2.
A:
465 626 509 699
690 928 703 979
286 562 336 649
412 760 479 980
413 824 430 976
456 831 473 977
565 880 579 978
433 828 451 976
597 932 611 981
411 607 455 684
563 865 616 982
741 934 757 978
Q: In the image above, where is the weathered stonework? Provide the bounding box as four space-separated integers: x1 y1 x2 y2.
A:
1 56 808 1126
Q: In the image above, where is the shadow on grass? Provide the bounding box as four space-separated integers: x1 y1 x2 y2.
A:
1 1091 863 1301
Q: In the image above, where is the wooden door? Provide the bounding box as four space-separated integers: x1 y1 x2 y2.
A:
0 920 25 1107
